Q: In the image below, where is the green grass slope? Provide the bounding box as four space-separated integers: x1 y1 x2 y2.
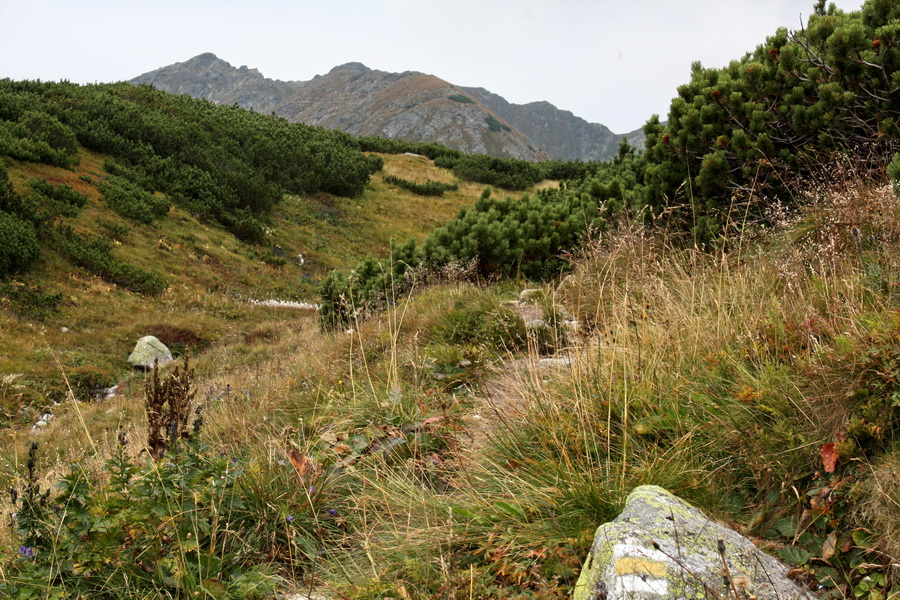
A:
0 171 897 599
0 148 491 424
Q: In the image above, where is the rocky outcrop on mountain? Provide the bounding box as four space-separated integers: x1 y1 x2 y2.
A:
132 54 642 162
133 53 305 115
269 63 546 161
461 86 646 162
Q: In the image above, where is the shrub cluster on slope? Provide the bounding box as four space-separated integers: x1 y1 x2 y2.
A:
382 174 458 196
0 80 377 242
319 149 646 330
0 163 41 278
642 0 900 238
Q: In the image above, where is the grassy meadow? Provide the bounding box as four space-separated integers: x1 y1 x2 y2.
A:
0 150 493 424
0 148 897 598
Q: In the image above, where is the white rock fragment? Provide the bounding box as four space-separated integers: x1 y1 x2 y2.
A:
250 299 319 310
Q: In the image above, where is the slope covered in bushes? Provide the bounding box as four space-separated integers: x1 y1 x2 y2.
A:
0 80 379 242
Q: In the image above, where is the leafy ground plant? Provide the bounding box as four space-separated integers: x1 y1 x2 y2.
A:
1 363 283 600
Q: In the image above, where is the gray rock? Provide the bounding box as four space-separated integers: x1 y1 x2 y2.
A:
518 288 544 304
93 385 119 401
525 318 548 330
127 336 173 370
281 592 330 600
539 357 571 369
574 485 814 600
31 413 53 434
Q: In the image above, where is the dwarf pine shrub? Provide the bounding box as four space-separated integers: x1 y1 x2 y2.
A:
383 174 458 196
0 209 39 277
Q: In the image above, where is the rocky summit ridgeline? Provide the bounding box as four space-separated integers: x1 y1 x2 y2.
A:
131 53 643 162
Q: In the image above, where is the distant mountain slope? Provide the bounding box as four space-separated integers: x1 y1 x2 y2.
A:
133 54 547 161
132 54 643 162
460 86 645 161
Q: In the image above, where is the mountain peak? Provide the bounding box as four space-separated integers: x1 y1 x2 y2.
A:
329 62 371 74
183 52 230 67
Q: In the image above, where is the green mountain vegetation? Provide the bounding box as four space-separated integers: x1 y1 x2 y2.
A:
0 1 899 598
0 95 499 419
323 0 900 326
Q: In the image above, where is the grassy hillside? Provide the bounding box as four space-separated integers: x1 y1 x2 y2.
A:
0 170 897 599
0 148 498 425
1 3 899 597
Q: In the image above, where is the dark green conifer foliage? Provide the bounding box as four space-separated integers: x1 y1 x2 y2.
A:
644 0 900 240
0 163 39 277
0 80 375 241
0 209 39 277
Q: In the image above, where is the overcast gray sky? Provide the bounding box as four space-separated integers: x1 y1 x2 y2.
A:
1 0 864 133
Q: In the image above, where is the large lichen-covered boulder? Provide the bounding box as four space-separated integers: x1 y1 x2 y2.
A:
127 335 173 370
574 486 814 600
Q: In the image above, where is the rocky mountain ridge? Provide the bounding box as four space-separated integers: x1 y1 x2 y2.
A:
132 53 644 162
460 86 646 162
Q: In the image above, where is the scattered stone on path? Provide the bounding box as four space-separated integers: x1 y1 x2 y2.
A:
574 485 816 600
518 288 544 304
280 591 331 600
93 384 119 401
127 335 173 370
539 356 571 369
525 318 548 330
31 412 54 434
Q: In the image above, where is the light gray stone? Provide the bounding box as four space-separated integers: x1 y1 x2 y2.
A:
31 413 53 434
127 336 173 370
574 485 814 600
525 318 548 330
539 357 571 369
93 385 119 401
518 288 544 304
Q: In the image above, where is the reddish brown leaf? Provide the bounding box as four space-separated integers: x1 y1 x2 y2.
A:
820 443 838 473
840 537 853 554
287 448 311 482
